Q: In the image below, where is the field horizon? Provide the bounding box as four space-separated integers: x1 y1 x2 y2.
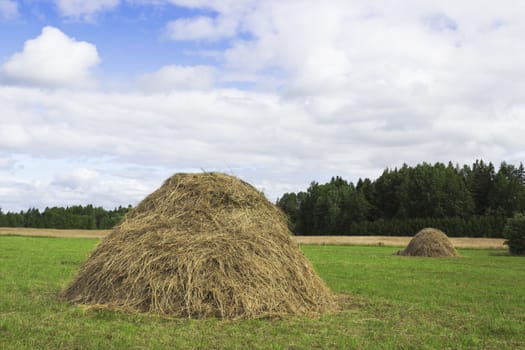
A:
0 227 506 249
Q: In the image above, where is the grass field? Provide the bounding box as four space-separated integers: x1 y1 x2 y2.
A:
1 235 524 349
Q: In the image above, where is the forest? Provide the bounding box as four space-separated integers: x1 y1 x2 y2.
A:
277 160 525 237
1 160 524 237
0 205 131 230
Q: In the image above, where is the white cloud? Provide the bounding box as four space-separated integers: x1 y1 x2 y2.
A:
0 168 155 211
0 0 17 19
0 123 31 148
165 15 238 41
54 0 120 19
1 26 100 88
188 0 524 102
1 74 524 209
52 168 101 190
0 154 15 170
164 0 254 12
138 65 215 92
163 0 257 41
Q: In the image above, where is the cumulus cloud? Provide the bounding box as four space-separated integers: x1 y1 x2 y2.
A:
54 0 120 19
52 168 101 190
424 13 458 32
0 167 155 211
165 15 238 41
1 75 524 208
138 65 215 92
163 0 256 41
1 26 100 88
179 0 525 105
0 154 15 170
0 86 317 164
164 0 254 12
0 0 17 19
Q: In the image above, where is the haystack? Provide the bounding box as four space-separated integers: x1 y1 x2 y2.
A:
397 227 457 257
61 172 336 319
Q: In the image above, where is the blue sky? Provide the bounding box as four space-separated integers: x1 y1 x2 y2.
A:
1 0 525 211
0 2 224 79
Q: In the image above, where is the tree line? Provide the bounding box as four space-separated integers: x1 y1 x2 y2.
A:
0 205 131 230
277 160 525 237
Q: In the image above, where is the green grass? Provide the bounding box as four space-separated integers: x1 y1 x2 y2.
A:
1 236 524 349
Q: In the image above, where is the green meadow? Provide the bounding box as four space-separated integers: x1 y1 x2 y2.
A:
1 235 524 349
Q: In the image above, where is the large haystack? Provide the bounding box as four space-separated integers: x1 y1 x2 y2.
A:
61 172 336 319
397 227 457 257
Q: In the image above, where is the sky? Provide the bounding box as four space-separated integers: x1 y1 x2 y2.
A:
1 0 525 211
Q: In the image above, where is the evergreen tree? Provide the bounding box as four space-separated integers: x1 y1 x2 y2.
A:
464 160 496 215
488 162 525 216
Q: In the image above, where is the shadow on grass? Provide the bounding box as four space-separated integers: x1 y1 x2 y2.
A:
488 251 512 257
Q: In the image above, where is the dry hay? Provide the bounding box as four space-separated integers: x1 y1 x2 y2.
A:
397 227 458 257
61 172 337 319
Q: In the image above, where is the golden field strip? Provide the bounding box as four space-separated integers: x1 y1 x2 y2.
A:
0 227 506 249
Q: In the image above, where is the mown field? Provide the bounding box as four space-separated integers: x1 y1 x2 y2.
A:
1 235 524 349
0 227 506 249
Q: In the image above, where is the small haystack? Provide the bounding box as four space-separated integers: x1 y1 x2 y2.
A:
397 227 457 257
61 172 336 319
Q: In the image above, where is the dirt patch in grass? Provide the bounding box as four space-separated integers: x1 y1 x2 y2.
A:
0 227 505 249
